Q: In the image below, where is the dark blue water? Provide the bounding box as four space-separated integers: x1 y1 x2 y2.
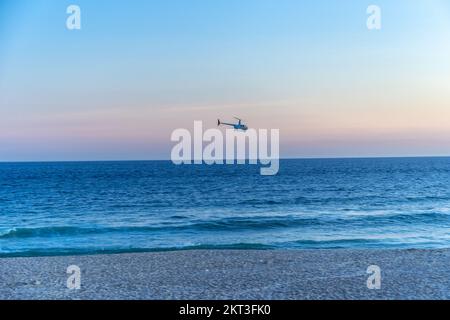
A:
1 158 450 257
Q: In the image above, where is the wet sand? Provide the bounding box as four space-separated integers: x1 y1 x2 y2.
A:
1 249 449 300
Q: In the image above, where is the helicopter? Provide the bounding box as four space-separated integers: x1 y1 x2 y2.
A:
217 117 248 131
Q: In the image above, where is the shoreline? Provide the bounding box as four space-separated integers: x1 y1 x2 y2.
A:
1 245 448 259
1 249 449 300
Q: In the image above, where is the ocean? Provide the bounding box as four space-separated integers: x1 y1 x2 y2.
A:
1 158 449 257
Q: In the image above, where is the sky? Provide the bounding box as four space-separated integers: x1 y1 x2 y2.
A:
1 0 450 161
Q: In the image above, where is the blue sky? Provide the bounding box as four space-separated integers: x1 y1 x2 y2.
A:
1 0 450 161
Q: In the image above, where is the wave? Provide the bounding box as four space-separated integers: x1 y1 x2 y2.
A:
3 238 447 258
348 211 450 224
238 195 450 207
1 211 449 240
0 243 274 258
0 226 102 239
0 216 317 239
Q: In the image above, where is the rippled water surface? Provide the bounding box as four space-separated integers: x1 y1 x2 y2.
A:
1 158 450 256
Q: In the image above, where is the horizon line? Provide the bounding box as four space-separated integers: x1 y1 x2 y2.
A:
1 155 450 164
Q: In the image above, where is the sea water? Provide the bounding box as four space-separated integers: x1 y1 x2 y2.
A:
1 158 449 257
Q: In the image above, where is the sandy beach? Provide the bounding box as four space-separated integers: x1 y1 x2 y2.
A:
0 249 449 300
